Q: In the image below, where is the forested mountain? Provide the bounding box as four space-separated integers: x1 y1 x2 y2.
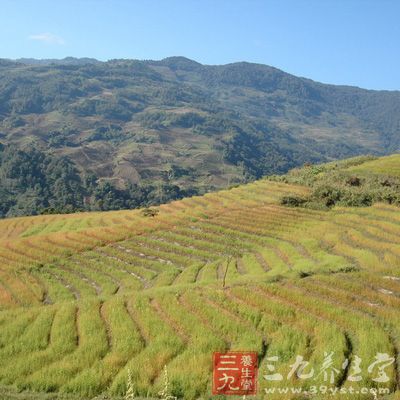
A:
0 56 399 217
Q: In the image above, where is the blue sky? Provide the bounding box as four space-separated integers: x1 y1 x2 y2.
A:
0 0 399 90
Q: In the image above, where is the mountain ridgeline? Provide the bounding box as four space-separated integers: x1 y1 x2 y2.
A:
0 56 399 217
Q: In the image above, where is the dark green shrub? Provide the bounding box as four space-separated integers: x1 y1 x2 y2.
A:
280 195 308 207
141 207 159 217
312 185 343 207
346 176 362 186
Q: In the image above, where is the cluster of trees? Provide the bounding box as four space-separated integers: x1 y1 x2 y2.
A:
71 97 134 121
0 145 192 218
276 158 400 209
0 144 82 217
221 121 322 178
137 111 206 130
309 174 400 207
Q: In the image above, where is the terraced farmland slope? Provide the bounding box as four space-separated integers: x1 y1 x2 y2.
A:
345 154 400 178
0 155 400 399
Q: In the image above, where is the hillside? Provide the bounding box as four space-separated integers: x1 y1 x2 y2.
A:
1 57 400 217
0 154 399 399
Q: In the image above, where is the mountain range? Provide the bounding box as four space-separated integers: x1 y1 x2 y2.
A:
0 56 399 217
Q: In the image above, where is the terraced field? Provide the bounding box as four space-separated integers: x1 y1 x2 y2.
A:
345 154 400 177
0 156 400 399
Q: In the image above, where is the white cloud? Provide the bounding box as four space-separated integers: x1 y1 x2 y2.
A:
28 32 65 45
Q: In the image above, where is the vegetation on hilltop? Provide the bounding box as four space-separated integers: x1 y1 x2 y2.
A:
274 154 400 209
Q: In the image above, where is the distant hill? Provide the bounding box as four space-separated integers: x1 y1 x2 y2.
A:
14 57 100 66
0 56 399 217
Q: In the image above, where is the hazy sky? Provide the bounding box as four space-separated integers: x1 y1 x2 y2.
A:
1 0 399 90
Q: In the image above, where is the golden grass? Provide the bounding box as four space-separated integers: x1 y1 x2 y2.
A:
0 157 400 398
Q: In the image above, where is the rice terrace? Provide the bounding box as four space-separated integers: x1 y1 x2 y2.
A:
0 154 399 400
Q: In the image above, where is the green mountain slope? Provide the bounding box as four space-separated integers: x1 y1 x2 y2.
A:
0 57 399 217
